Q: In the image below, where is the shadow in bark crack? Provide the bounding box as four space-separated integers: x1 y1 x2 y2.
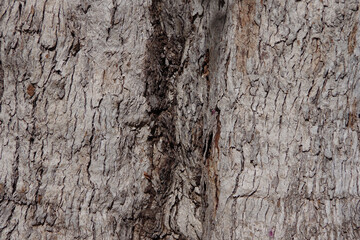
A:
0 61 4 105
136 0 186 238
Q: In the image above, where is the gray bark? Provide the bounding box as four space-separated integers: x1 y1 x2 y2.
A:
0 0 360 239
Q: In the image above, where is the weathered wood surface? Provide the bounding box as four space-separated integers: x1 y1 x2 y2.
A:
0 0 359 239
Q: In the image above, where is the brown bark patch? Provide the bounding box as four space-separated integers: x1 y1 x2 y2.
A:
27 83 35 97
348 23 358 55
235 0 259 73
348 99 358 130
213 114 221 211
214 113 221 158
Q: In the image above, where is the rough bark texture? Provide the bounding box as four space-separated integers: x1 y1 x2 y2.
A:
1 0 360 239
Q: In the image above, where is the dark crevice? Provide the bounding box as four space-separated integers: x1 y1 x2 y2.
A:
199 1 228 238
138 0 186 238
0 61 4 102
139 0 226 238
11 137 20 194
204 132 213 159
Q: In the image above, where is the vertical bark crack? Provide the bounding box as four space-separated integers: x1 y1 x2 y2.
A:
138 0 186 238
0 61 4 104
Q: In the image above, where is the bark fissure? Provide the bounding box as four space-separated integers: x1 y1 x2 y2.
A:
138 0 187 238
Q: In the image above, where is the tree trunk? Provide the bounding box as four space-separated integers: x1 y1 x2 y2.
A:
1 0 359 239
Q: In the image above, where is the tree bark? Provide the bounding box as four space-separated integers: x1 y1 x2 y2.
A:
0 0 359 239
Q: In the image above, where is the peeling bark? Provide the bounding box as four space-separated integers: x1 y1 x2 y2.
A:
1 0 360 239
